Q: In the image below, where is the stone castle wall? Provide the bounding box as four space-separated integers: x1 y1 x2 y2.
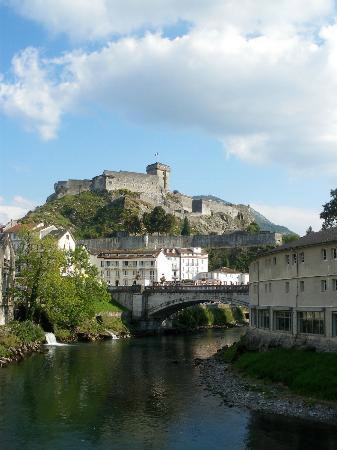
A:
79 231 282 251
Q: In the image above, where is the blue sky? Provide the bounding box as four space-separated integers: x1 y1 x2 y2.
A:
1 0 337 234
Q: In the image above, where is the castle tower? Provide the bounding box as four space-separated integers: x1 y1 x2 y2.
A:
146 162 171 191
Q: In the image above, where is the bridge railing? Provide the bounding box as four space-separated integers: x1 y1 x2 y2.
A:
144 285 249 294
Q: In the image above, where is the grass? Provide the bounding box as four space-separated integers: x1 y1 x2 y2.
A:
234 348 337 402
93 299 126 314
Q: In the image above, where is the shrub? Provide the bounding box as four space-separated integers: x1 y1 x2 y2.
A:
54 328 74 342
0 344 11 358
9 321 45 344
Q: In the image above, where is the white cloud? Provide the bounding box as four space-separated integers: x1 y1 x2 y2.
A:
5 0 335 40
1 2 337 173
0 47 75 139
252 203 323 235
0 196 36 225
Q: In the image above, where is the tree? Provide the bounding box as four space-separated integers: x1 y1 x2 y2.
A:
143 207 176 234
321 189 337 229
282 234 300 244
123 214 143 235
15 230 110 330
181 217 191 236
246 222 260 234
306 226 313 235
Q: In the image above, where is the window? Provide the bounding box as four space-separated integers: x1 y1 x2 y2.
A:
123 270 127 276
106 269 110 277
140 261 144 267
124 280 128 286
106 261 111 267
116 270 120 277
258 309 270 329
123 261 129 267
292 253 297 264
268 282 272 293
332 313 337 337
251 308 257 327
133 261 137 267
300 280 304 292
264 284 268 293
321 280 327 292
332 248 337 260
299 252 304 263
298 311 325 335
285 255 290 265
150 261 155 267
274 311 292 332
101 261 104 267
322 249 327 261
273 257 277 265
253 284 257 294
285 281 290 293
333 279 337 291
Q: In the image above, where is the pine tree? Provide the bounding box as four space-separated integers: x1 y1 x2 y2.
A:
181 217 191 236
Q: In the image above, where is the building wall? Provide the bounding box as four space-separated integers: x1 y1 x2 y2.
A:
249 242 337 341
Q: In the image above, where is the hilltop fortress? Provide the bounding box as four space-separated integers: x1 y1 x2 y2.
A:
47 162 251 223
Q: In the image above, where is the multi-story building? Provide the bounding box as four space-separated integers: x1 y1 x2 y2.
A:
249 228 337 342
0 234 15 325
90 249 173 286
196 267 249 285
164 248 208 281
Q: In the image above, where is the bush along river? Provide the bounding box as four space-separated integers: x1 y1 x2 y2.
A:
1 328 337 449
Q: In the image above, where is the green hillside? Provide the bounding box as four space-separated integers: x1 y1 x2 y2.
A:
23 190 150 239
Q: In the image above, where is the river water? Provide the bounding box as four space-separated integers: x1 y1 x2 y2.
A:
0 329 336 450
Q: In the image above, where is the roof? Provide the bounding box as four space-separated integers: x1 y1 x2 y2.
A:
163 248 208 256
4 223 35 233
47 229 69 239
262 228 337 256
93 249 162 259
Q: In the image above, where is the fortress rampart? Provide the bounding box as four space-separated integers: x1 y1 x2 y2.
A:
78 231 283 251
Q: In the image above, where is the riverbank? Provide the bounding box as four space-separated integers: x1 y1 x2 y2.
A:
0 321 46 367
198 345 337 424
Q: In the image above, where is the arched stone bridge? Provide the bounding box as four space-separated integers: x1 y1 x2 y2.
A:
109 285 250 330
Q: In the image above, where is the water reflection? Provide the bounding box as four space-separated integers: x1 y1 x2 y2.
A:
0 329 335 449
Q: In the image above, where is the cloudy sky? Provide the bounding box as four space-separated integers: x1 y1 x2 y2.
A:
1 0 337 233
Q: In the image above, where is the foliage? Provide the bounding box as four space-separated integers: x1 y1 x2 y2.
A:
23 191 145 239
235 348 337 401
321 189 337 229
54 328 74 342
143 206 177 234
8 321 45 343
181 217 191 236
101 316 129 333
92 299 126 314
123 214 143 235
16 231 110 331
282 233 300 244
208 246 272 273
306 226 313 235
173 305 245 329
0 344 11 358
246 222 260 233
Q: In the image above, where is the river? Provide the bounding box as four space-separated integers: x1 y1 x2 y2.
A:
0 329 336 449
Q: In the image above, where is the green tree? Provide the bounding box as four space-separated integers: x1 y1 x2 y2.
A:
16 231 110 330
181 217 191 236
123 214 143 235
321 189 337 229
143 207 176 234
282 234 300 244
246 222 260 234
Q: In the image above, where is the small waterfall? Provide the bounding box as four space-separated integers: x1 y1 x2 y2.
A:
45 332 64 346
106 330 119 340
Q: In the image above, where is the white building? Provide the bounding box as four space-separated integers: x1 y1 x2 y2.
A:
90 249 173 286
3 222 75 252
196 267 249 285
164 247 208 281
